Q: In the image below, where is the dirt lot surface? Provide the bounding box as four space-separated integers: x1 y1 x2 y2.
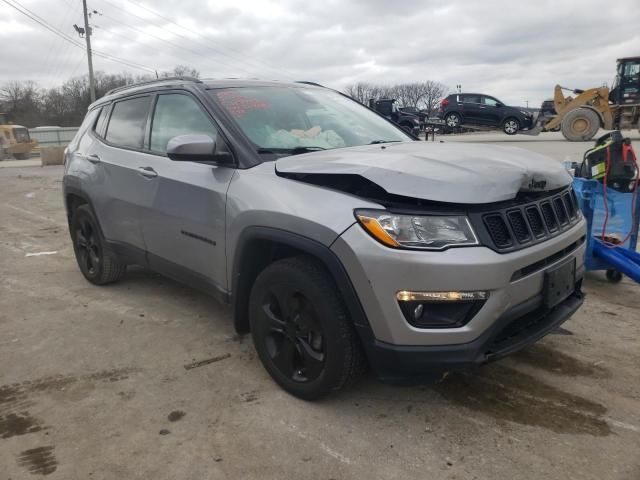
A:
1 135 640 479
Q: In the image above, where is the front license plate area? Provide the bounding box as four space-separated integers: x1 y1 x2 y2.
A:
544 259 576 308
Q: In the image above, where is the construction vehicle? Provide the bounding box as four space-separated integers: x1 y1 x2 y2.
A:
0 113 37 160
535 56 640 141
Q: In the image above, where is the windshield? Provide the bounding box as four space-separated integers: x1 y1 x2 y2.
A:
210 86 411 154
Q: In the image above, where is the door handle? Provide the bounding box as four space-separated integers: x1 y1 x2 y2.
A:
86 154 101 164
137 166 158 178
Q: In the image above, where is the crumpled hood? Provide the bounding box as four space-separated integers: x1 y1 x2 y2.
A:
275 141 572 204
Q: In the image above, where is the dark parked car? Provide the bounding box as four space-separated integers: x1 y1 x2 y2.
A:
399 106 428 129
369 98 421 133
437 93 533 135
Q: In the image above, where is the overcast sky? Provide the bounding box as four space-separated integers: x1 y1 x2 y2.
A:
1 0 639 106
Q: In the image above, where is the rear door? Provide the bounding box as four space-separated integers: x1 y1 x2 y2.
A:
460 94 484 124
91 95 155 251
139 91 234 291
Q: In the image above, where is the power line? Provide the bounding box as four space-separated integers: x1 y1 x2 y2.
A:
93 8 256 76
129 0 296 78
2 0 157 74
98 0 294 79
51 2 87 87
42 0 76 82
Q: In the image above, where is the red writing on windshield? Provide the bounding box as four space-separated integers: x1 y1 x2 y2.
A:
216 91 270 118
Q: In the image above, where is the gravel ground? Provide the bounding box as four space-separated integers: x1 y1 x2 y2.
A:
1 135 639 479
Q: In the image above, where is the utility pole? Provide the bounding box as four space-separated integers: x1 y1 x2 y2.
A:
82 0 96 102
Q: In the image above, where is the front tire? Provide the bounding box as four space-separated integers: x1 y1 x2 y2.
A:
503 117 520 135
249 256 365 400
561 108 600 141
70 205 126 285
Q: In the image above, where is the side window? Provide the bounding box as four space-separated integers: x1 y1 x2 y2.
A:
461 94 481 104
68 108 101 151
94 105 110 138
482 96 499 106
150 94 216 153
105 96 151 149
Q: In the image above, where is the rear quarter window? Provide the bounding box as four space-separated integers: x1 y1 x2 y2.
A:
94 105 110 138
105 96 152 149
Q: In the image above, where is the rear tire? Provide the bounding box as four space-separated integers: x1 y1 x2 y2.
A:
70 205 126 285
503 117 520 135
561 108 600 141
445 112 461 128
249 256 365 400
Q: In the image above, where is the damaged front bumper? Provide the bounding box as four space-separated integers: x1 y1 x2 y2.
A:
356 287 584 383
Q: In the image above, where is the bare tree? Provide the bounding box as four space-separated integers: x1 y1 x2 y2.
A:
0 66 198 127
344 80 448 114
420 80 448 115
344 82 376 104
0 81 41 126
164 65 200 78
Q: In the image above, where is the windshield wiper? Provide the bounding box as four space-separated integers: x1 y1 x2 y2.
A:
289 146 326 155
257 146 326 155
257 148 276 154
369 140 401 145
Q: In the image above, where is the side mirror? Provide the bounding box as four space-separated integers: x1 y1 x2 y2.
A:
166 134 234 165
495 102 503 108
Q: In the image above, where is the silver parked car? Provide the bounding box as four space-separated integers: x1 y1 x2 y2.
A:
63 78 586 399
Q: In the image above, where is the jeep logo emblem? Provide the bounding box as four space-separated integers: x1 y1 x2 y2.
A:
528 179 547 190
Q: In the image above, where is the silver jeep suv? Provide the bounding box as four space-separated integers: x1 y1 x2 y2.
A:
63 78 586 399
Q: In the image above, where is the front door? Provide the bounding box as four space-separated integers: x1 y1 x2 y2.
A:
480 96 503 126
140 92 234 292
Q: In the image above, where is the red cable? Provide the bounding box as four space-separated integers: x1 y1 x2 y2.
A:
601 143 639 248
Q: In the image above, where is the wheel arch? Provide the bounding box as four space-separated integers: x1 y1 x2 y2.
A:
64 186 92 222
231 226 369 335
502 115 521 125
63 186 112 242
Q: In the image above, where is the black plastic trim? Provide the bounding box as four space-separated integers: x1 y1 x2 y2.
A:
231 226 370 334
106 240 228 304
469 187 582 253
358 287 584 383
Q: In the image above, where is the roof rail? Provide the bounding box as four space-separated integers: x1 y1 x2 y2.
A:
105 76 203 97
295 81 325 88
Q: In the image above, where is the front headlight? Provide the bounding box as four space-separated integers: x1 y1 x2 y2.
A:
355 209 479 250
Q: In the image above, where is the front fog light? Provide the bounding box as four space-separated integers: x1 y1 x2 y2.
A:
397 291 488 302
397 291 488 328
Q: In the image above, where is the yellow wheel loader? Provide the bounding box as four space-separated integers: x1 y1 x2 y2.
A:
0 113 38 160
535 56 640 141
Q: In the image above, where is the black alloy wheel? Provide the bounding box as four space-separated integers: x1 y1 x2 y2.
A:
75 215 101 277
70 205 125 285
249 257 365 400
258 284 325 383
